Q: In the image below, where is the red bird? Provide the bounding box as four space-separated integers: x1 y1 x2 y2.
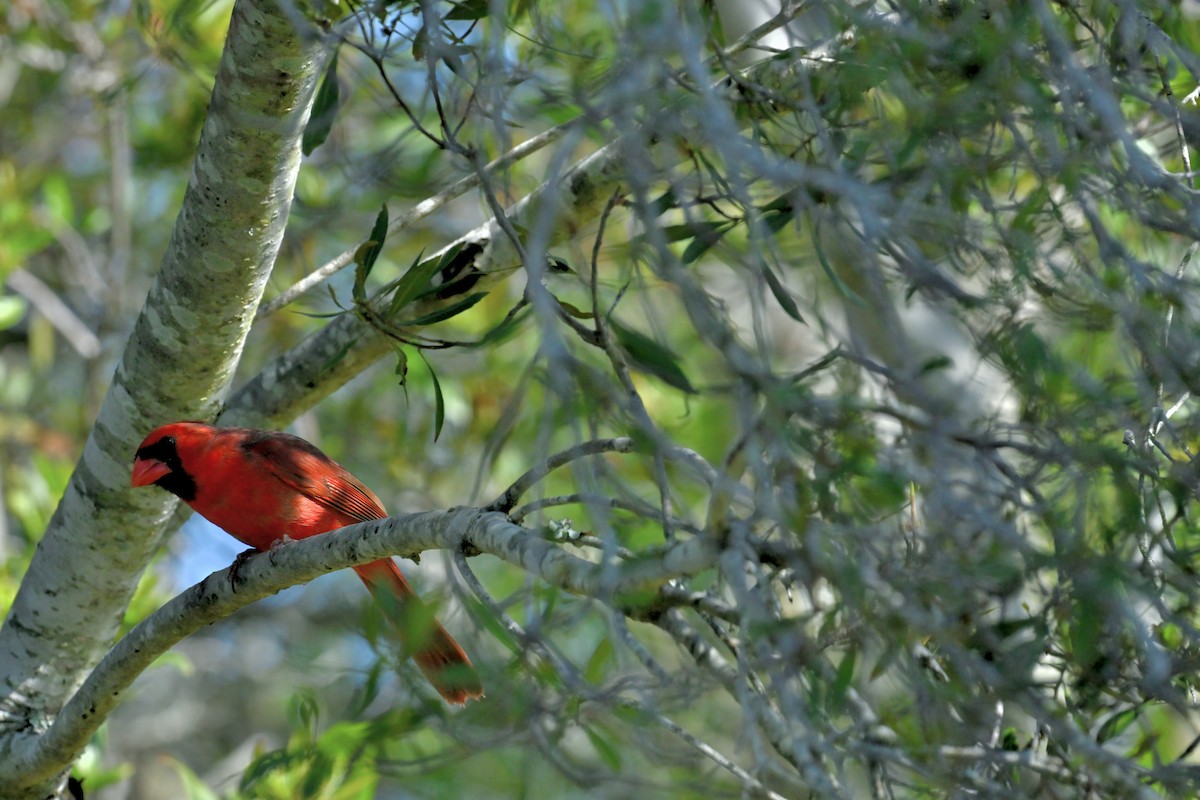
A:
131 421 483 704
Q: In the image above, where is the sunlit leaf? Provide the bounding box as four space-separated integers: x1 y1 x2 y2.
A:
0 296 28 330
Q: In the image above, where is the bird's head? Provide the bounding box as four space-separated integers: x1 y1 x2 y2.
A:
131 421 214 501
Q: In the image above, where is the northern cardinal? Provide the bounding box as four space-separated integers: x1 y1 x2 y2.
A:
131 421 483 704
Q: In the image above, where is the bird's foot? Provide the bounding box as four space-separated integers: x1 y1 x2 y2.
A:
267 534 295 566
229 548 261 589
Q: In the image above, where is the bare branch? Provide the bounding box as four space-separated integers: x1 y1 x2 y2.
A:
4 505 722 786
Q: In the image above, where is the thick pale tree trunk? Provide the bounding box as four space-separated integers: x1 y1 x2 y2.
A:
0 1 326 795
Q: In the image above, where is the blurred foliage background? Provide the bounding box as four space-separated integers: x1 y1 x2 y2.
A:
6 0 1200 797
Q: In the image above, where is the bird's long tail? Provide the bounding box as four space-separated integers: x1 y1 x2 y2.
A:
354 558 483 704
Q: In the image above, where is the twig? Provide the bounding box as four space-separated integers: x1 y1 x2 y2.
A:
488 438 636 511
640 707 792 800
256 122 573 319
452 549 588 694
6 269 101 359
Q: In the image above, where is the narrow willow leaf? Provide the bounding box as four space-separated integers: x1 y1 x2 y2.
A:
418 351 446 442
584 638 613 683
1096 707 1139 744
302 48 340 156
556 298 595 320
397 292 487 327
760 261 805 323
353 205 389 303
393 347 408 386
387 244 460 317
446 0 488 19
583 725 623 771
611 321 696 393
468 305 530 348
680 221 736 264
830 648 857 712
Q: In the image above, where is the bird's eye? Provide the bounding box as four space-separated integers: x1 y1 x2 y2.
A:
164 436 176 447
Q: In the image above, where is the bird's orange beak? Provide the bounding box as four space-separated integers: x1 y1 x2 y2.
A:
131 457 172 487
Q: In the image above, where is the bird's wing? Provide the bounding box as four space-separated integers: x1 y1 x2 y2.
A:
241 430 387 522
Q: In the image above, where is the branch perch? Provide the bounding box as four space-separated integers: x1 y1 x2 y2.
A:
2 505 719 788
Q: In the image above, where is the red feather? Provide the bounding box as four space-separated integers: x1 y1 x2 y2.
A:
132 422 483 704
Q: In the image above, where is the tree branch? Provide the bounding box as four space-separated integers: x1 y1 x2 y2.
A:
255 119 576 319
221 44 824 431
2 505 720 787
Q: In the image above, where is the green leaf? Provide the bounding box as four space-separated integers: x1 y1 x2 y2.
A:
512 0 534 21
1096 706 1139 744
758 195 796 236
316 720 371 755
869 643 899 680
810 219 862 302
761 262 805 323
830 649 856 711
42 174 74 225
694 150 731 193
240 749 301 791
349 660 384 717
353 205 389 303
611 321 696 393
385 246 452 318
431 367 445 442
762 208 794 235
411 26 427 60
446 0 488 19
556 299 595 320
300 750 334 797
650 190 677 216
583 725 623 771
327 283 347 311
290 690 320 737
0 296 28 330
397 291 488 326
393 346 409 386
421 352 446 441
467 304 530 348
759 194 793 214
584 637 613 683
302 48 340 156
162 757 221 800
680 220 736 264
661 220 729 244
919 355 954 374
469 594 522 653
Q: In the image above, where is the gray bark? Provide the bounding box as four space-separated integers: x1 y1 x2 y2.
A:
0 0 326 794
